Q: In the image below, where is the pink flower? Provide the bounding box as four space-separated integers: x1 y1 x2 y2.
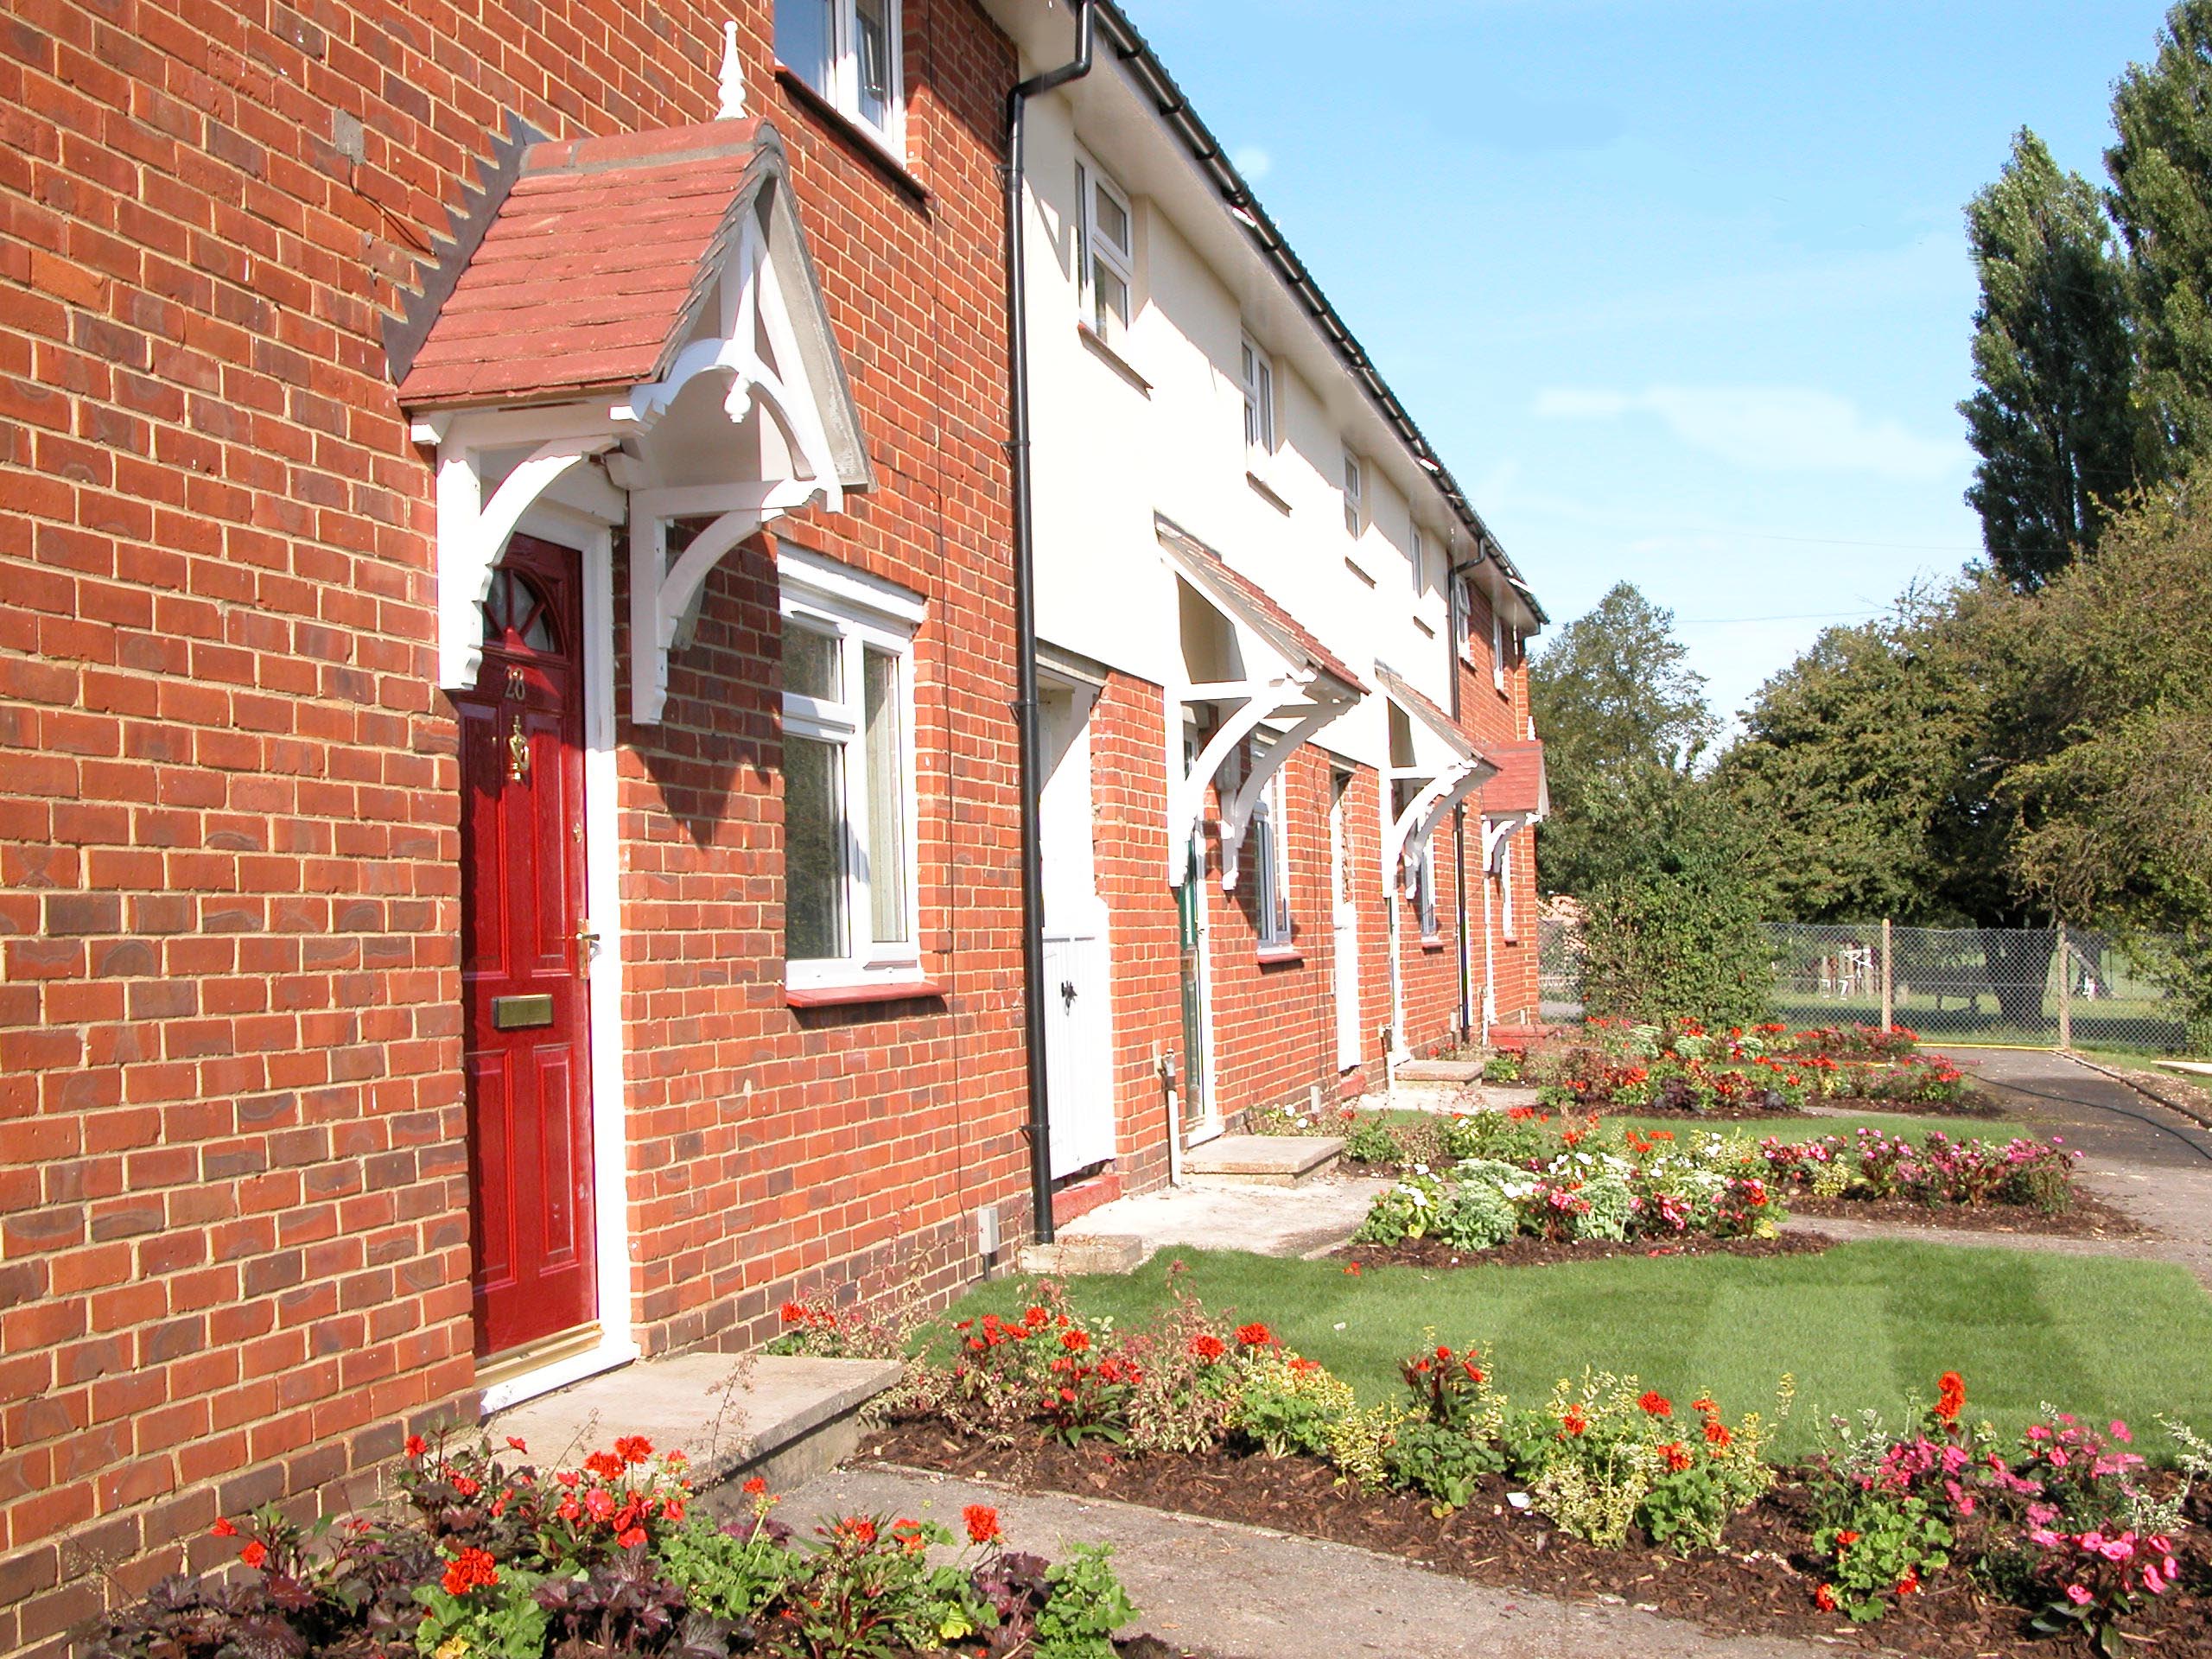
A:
2065 1585 2092 1606
2109 1421 2132 1443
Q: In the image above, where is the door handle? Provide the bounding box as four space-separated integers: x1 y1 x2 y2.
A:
575 920 600 980
1060 980 1077 1006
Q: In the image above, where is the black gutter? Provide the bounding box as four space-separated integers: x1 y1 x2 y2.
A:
1083 0 1546 629
1005 0 1096 1248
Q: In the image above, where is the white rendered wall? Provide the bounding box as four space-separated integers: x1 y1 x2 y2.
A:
1020 93 1465 777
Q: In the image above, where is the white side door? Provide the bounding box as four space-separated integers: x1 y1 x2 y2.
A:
1331 771 1361 1070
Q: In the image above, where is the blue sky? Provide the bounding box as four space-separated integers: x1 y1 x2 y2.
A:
1120 0 2173 728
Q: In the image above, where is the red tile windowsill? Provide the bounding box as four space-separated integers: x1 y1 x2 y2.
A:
785 979 945 1010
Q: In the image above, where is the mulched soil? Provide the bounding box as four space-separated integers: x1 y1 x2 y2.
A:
1784 1190 2144 1237
859 1425 2212 1658
1332 1230 1838 1271
1573 1091 2008 1122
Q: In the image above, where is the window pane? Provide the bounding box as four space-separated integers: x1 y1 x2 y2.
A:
774 0 833 93
862 647 907 944
1094 264 1129 329
783 621 841 702
1095 187 1129 253
785 735 846 961
854 0 893 127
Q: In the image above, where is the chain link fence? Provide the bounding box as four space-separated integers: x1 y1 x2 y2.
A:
1537 912 2193 1053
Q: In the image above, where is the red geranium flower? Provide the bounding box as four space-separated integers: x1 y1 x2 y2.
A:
1188 1334 1226 1362
1815 1584 1837 1612
616 1526 647 1549
451 1474 480 1498
1025 1306 1052 1327
1060 1328 1090 1354
963 1503 1002 1544
506 1436 528 1453
440 1547 499 1597
1704 1419 1733 1448
405 1434 428 1459
1935 1371 1966 1423
1638 1391 1672 1417
1897 1568 1920 1596
210 1517 238 1538
614 1434 653 1465
1235 1322 1273 1348
239 1540 268 1570
743 1476 769 1497
584 1451 624 1481
1561 1407 1587 1437
1836 1529 1860 1550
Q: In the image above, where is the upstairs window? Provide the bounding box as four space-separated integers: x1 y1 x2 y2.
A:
1451 571 1473 663
1491 605 1507 693
780 549 923 989
1239 335 1275 454
776 0 902 149
1076 155 1134 338
1342 450 1363 538
1409 524 1426 595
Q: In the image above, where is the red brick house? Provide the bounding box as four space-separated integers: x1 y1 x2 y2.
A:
0 3 1029 1649
0 2 1545 1650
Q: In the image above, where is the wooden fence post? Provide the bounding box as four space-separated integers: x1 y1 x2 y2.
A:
2057 919 2072 1050
1880 918 1893 1031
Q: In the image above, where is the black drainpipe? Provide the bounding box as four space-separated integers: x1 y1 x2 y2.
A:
1006 1 1096 1246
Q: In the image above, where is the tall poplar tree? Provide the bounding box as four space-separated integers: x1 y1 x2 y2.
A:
1960 130 2141 590
2109 1 2212 467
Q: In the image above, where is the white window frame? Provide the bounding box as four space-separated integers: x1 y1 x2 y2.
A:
1252 763 1293 951
1342 450 1364 539
1452 571 1474 664
1238 334 1275 455
775 0 906 156
1409 524 1426 596
778 543 925 991
1414 832 1439 941
1075 152 1135 340
1491 604 1507 693
1501 837 1518 942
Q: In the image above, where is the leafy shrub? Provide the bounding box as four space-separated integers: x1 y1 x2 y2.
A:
1579 851 1774 1032
1233 1351 1356 1459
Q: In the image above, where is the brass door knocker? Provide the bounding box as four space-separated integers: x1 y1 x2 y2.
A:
506 715 531 783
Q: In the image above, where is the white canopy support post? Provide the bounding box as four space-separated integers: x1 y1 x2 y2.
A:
435 433 617 690
1484 810 1530 875
1166 685 1279 887
1218 695 1348 890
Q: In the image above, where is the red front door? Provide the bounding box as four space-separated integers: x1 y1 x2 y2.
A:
458 534 597 1359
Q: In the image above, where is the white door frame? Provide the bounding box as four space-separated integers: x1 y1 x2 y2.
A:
478 503 638 1414
1329 767 1360 1071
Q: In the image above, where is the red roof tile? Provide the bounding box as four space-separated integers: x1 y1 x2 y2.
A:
1482 739 1548 816
397 118 772 410
1156 518 1368 696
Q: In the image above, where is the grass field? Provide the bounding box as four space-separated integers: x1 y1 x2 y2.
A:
948 1243 2212 1460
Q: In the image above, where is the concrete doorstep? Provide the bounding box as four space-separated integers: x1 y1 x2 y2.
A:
1181 1134 1344 1186
488 1353 903 1493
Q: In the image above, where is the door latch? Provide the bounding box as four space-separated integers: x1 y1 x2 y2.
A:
575 918 600 979
1059 979 1077 1007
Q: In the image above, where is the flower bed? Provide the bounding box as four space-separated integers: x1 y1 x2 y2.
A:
1523 1020 1989 1117
86 1433 1152 1659
1350 1111 1786 1254
853 1282 2212 1656
1346 1110 2094 1259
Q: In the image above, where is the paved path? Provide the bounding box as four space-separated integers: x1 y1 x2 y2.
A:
780 1463 1827 1659
1796 1049 2212 1289
1059 1174 1389 1261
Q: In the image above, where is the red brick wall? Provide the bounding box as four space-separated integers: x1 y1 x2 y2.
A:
0 1 1020 1650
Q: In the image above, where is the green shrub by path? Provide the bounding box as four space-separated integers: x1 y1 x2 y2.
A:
944 1243 2212 1462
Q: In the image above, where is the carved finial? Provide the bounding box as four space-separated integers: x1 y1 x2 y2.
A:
717 21 747 118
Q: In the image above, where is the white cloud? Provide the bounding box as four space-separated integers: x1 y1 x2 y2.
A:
1230 143 1272 181
1532 384 1968 480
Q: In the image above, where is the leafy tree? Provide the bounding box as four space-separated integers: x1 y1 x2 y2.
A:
2108 1 2212 465
1712 596 1986 925
1528 582 1718 896
1578 785 1773 1030
1997 463 2212 1035
1961 129 2143 589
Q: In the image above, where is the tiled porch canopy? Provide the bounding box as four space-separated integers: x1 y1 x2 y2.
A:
396 117 872 722
1375 664 1495 891
1156 515 1366 889
1478 737 1550 872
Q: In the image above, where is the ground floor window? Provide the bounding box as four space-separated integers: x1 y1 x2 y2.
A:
779 545 923 988
1251 761 1293 950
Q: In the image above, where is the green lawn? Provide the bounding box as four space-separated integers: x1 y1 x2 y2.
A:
954 1243 2212 1460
